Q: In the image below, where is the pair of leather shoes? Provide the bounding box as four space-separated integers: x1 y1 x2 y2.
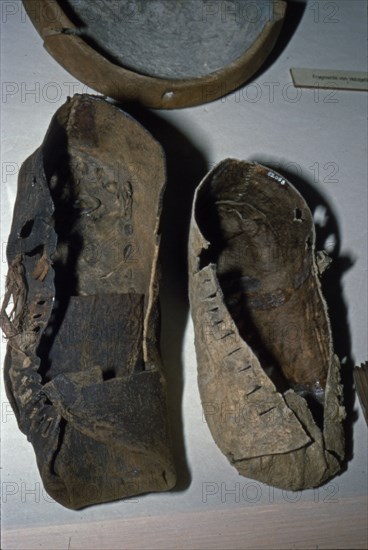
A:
1 96 345 509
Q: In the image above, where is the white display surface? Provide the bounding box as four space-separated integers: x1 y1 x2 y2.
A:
1 1 367 549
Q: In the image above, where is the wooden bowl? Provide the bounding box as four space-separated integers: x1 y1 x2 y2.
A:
23 0 286 109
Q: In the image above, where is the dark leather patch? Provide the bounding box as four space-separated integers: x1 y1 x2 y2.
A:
39 293 144 382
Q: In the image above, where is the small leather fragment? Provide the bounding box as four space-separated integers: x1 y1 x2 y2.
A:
354 362 368 425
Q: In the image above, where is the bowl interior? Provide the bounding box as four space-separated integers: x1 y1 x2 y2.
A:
64 0 273 79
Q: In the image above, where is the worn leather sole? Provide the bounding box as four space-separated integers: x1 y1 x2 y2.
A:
189 160 345 490
23 0 286 109
1 95 176 509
